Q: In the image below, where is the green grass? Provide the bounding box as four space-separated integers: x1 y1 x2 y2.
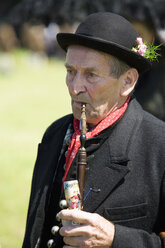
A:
0 49 71 248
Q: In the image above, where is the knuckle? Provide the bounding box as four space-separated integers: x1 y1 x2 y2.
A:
59 227 64 236
82 239 94 248
82 239 89 247
63 237 68 244
59 227 68 236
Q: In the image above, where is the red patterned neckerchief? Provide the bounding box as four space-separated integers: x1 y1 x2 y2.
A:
62 97 130 187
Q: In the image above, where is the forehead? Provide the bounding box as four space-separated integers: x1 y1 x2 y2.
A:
66 45 111 69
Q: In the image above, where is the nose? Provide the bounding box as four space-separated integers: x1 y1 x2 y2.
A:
67 72 86 96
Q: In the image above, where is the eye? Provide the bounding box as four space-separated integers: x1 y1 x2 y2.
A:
88 72 95 77
86 71 99 82
87 72 97 78
67 68 73 74
66 68 76 77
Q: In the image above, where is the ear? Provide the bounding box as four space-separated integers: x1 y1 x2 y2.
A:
120 68 139 97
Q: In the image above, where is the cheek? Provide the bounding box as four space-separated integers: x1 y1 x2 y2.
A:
88 84 112 103
87 83 105 99
93 85 121 110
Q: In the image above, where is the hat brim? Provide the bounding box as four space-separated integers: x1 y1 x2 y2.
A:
57 33 151 73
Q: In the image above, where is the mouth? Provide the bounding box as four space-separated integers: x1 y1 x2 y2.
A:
72 100 86 108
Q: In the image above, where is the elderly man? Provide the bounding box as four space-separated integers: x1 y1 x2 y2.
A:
22 12 165 248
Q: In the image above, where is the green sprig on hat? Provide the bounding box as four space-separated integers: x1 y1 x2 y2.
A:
143 43 161 62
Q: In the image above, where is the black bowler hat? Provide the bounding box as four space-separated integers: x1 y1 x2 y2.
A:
57 12 151 73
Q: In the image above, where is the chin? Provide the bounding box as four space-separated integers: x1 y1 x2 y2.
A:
86 115 102 127
72 105 101 126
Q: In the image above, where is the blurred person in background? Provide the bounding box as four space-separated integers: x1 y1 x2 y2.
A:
121 1 165 121
22 12 165 248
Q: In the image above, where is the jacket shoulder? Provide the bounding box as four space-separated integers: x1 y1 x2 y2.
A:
42 114 73 143
131 98 165 134
143 110 165 133
140 110 165 157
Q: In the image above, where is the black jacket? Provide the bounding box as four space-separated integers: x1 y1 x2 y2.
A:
22 98 165 248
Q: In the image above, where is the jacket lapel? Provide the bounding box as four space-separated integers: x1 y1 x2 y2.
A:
84 99 143 212
83 141 130 212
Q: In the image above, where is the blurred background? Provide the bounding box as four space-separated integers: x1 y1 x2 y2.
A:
0 0 164 247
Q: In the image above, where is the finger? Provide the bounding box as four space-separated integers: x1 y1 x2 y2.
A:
60 224 91 237
63 236 88 247
58 209 97 225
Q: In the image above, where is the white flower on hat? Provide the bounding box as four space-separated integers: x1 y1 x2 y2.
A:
132 37 161 61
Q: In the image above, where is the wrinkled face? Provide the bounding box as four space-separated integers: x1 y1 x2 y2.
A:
65 45 125 127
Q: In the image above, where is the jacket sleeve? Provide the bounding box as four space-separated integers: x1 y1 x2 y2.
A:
112 171 165 248
112 225 162 248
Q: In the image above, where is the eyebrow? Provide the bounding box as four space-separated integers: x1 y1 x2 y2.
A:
65 63 99 72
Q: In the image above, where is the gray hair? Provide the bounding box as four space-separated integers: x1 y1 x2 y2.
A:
109 55 131 78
